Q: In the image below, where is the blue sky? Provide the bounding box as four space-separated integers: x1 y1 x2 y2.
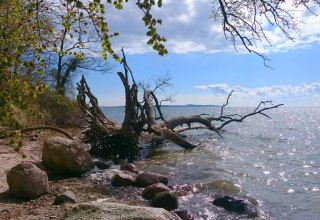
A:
82 0 320 107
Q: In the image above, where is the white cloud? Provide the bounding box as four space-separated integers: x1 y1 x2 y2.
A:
195 82 320 97
105 0 320 55
192 82 320 106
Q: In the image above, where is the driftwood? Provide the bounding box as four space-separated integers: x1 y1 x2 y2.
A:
77 49 283 160
20 126 74 140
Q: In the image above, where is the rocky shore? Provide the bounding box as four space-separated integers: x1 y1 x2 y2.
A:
0 131 187 219
0 130 258 219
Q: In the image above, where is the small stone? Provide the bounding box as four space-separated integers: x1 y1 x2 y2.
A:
114 158 127 165
172 209 194 220
120 163 139 174
111 172 136 187
53 190 77 205
171 184 194 196
94 160 111 170
142 183 171 200
151 191 179 211
135 172 168 188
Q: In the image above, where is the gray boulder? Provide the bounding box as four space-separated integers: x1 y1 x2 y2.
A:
7 161 49 199
135 172 169 188
142 183 171 200
63 201 178 220
42 137 94 176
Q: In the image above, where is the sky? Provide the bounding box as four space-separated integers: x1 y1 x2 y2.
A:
81 0 320 107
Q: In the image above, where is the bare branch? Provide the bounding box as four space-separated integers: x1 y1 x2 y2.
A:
211 0 315 65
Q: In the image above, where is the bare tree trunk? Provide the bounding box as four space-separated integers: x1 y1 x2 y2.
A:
77 50 283 161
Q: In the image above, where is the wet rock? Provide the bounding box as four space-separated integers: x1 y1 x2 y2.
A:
111 172 136 187
63 201 177 220
212 195 258 217
114 158 127 165
42 136 94 176
135 172 169 188
152 191 179 211
171 184 195 196
53 190 77 205
172 209 194 220
142 183 171 200
94 159 111 170
7 161 49 199
197 179 240 194
120 163 139 174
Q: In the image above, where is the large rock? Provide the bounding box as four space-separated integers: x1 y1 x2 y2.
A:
142 183 171 200
42 137 94 176
212 195 258 217
135 172 169 188
7 161 49 199
111 172 136 187
63 201 178 220
151 191 179 211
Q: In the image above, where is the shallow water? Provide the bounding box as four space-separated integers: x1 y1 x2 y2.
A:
102 106 320 220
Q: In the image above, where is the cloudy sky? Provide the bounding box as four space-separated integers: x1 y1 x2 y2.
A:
83 0 320 107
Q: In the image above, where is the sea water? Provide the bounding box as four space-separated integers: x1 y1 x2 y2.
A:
101 106 320 220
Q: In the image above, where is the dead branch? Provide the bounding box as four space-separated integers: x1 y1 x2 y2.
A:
161 91 283 138
211 0 306 65
77 75 121 133
20 126 73 140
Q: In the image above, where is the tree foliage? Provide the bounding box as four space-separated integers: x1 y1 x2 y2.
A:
0 0 50 128
0 0 166 128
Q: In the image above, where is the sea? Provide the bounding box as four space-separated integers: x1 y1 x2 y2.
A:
101 106 320 220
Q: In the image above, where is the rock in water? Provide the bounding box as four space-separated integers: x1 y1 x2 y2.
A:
53 190 77 205
94 159 111 170
142 183 171 200
151 191 179 211
172 209 194 220
120 163 139 174
7 161 49 199
135 172 169 188
42 136 94 176
111 172 136 187
63 201 177 220
212 195 258 217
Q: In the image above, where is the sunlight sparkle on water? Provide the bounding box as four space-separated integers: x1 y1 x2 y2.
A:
288 189 294 193
311 187 320 192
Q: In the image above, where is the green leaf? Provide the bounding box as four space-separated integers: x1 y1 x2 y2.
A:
75 1 84 8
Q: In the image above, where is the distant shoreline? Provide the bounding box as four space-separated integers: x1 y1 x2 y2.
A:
100 104 221 108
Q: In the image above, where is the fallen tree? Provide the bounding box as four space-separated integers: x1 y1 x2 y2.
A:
77 49 283 161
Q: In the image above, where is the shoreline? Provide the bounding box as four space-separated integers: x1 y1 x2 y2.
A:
0 129 151 219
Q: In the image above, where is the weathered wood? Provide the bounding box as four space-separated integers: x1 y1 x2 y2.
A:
76 49 283 160
21 126 74 140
